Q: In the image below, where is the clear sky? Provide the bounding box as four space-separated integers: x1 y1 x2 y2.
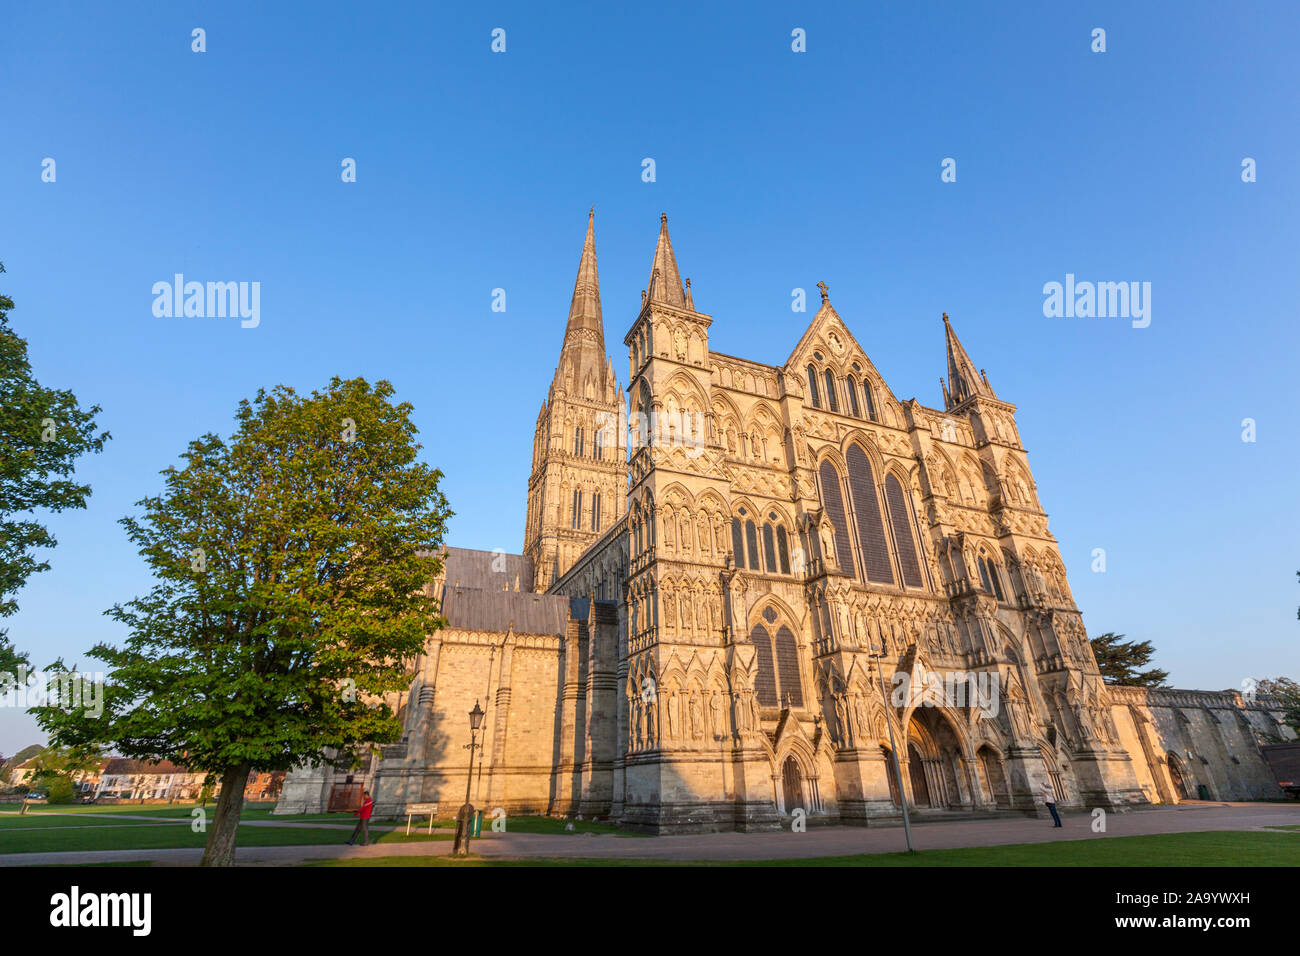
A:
2 1 1297 753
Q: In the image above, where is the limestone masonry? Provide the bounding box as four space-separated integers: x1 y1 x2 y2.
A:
277 213 1291 829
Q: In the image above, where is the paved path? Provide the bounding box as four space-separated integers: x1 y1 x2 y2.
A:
3 802 1296 867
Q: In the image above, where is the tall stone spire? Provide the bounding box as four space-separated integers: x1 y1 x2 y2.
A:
645 213 687 308
525 210 626 593
943 312 994 409
555 210 609 391
564 208 603 347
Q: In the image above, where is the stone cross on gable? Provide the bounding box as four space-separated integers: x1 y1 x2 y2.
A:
817 281 829 302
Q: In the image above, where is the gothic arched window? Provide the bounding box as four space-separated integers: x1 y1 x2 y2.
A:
846 376 861 417
978 547 1006 601
823 369 839 412
776 525 791 574
774 626 803 707
731 517 745 569
762 523 778 572
807 365 821 408
751 623 778 706
884 473 925 589
846 444 894 585
863 383 878 422
745 520 761 572
817 460 857 577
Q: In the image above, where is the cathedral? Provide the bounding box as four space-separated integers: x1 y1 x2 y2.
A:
277 212 1289 830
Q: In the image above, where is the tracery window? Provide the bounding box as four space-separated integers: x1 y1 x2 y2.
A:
807 364 821 409
846 445 893 585
846 376 861 417
823 369 839 412
776 525 791 573
817 460 857 577
884 474 925 588
750 521 770 570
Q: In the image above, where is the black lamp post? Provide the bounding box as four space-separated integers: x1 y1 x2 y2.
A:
452 700 486 856
870 643 915 853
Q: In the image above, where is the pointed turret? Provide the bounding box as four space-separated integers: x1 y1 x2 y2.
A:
645 213 687 308
943 313 994 409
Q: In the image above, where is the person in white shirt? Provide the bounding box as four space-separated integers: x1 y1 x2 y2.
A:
1040 777 1062 827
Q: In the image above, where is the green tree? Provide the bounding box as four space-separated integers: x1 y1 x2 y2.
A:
27 744 101 803
36 378 450 866
2 742 43 782
1255 678 1300 739
0 261 110 672
1090 632 1169 687
40 773 75 804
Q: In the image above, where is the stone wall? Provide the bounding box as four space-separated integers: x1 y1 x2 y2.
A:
1107 685 1291 803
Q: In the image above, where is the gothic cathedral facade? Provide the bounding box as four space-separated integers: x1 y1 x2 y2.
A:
277 213 1288 828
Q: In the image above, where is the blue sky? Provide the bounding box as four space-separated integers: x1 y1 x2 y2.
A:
2 1 1297 753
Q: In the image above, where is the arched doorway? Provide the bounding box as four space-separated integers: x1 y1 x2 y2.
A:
781 756 804 813
905 707 968 808
907 744 932 807
977 745 1011 808
1167 752 1192 800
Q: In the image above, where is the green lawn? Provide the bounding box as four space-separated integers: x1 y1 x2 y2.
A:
310 830 1300 867
3 803 349 826
0 822 359 854
0 814 187 830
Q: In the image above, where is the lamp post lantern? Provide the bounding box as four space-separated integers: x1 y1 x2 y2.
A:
452 700 486 856
870 644 915 853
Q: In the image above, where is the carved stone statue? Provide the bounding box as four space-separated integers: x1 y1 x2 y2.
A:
855 696 870 743
820 523 836 567
689 693 703 739
834 694 850 747
735 692 750 733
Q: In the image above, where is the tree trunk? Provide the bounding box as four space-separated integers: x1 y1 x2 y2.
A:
199 763 252 867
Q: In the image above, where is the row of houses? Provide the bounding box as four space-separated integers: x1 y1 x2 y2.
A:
7 758 284 802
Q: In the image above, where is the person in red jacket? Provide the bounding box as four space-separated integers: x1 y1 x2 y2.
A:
348 790 374 846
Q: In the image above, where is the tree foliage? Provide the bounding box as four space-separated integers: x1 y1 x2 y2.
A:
27 744 101 803
1256 677 1300 739
1090 632 1169 687
0 261 109 668
36 377 451 864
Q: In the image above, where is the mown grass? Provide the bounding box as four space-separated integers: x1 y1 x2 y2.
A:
0 822 357 854
309 830 1300 867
